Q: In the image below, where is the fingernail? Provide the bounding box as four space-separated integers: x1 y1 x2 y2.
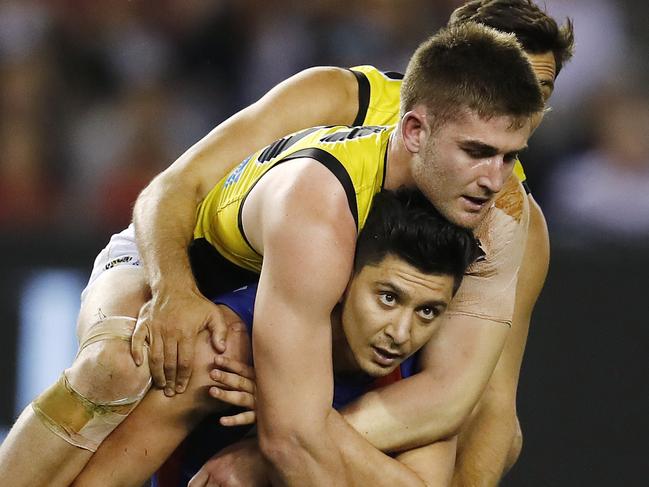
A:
176 385 184 393
165 387 175 396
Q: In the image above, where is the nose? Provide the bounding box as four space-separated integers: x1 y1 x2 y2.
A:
476 157 507 194
384 314 412 346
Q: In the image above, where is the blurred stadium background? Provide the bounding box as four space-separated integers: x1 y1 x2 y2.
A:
0 1 646 485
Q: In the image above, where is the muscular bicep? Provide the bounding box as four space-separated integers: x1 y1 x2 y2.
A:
495 196 550 387
250 162 357 433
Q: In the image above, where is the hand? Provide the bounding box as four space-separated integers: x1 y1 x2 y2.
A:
131 289 228 396
187 438 269 487
209 355 257 427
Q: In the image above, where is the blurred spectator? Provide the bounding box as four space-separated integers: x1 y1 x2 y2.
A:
0 122 59 230
545 83 649 243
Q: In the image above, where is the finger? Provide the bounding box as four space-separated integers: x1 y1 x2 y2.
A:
209 387 255 410
163 336 178 396
214 355 255 380
207 316 227 353
130 320 148 366
175 333 196 394
149 330 166 388
188 469 209 487
210 369 255 394
219 410 257 427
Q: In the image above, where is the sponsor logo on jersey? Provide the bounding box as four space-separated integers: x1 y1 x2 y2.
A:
104 255 140 270
225 156 251 187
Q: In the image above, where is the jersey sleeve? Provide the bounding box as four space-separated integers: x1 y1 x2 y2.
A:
446 177 530 326
349 65 403 127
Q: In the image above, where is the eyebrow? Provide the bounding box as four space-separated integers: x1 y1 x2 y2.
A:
376 281 449 309
540 79 555 91
459 140 528 157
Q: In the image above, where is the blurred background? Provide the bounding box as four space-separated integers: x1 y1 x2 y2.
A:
0 0 646 485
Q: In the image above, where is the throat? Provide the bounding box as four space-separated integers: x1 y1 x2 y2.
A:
331 305 361 375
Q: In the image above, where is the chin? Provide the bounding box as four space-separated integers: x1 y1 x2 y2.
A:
445 211 479 230
362 362 397 378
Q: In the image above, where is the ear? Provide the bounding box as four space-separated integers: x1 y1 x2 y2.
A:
400 107 429 154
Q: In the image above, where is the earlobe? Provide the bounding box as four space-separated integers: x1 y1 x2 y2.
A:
401 109 427 154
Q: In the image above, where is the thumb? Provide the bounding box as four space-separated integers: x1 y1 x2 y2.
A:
131 320 149 366
207 314 227 353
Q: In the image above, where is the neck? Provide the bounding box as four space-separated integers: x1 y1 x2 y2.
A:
384 125 415 190
331 305 360 375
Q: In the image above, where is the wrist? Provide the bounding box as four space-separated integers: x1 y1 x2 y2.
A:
149 274 201 298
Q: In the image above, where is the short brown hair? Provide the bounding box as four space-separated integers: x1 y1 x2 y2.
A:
400 22 543 130
449 0 574 76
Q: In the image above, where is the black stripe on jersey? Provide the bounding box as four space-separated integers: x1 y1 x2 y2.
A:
350 70 370 126
236 147 359 258
522 179 531 194
257 127 322 163
281 148 359 229
383 71 404 80
189 238 259 298
381 142 388 190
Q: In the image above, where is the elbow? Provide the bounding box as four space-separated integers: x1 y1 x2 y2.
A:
257 421 321 473
441 404 470 438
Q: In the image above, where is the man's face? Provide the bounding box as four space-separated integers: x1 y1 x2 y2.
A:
526 50 557 129
340 254 454 378
411 110 532 229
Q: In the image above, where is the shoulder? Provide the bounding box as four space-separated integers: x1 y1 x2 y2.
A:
470 177 530 278
349 65 403 126
258 158 358 237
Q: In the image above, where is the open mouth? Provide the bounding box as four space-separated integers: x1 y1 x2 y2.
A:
371 346 402 367
461 195 490 211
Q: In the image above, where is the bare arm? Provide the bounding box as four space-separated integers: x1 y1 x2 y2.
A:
396 436 458 487
341 313 509 452
130 67 360 393
250 161 429 487
452 196 549 486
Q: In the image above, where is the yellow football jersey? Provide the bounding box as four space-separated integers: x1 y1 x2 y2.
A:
350 65 529 191
194 125 393 274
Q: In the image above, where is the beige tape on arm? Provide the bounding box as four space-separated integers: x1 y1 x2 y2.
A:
32 315 150 451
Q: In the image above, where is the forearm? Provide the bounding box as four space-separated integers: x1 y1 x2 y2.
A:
133 168 201 294
327 410 429 487
341 375 463 452
453 396 518 487
262 409 428 487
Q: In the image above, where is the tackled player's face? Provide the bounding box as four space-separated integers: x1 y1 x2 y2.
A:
526 50 558 130
411 110 532 230
340 254 454 378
